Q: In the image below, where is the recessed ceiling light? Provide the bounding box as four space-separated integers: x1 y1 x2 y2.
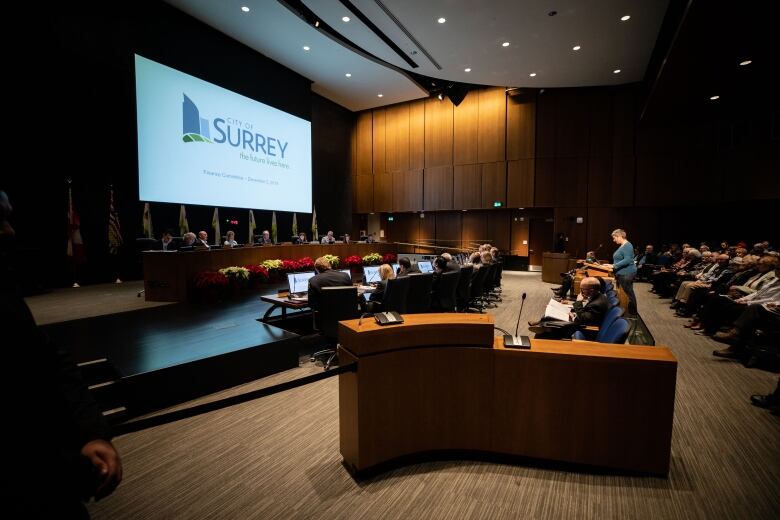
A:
342 16 350 22
377 94 383 98
739 59 752 66
621 15 631 21
464 68 471 72
302 46 310 51
241 6 250 13
345 73 351 77
529 72 537 77
502 42 510 47
573 45 581 51
438 17 446 24
710 95 720 100
437 93 443 100
613 69 621 74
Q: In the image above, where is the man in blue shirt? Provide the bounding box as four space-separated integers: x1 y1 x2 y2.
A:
604 228 638 315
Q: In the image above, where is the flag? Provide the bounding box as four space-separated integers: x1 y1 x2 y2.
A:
178 205 189 236
67 184 85 264
142 202 153 239
248 209 257 244
271 211 277 244
291 212 298 237
311 205 318 241
108 188 123 255
212 208 221 245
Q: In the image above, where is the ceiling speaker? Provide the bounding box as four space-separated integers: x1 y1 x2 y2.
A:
447 84 469 106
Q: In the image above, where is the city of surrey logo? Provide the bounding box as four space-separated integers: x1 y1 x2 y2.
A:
182 93 212 143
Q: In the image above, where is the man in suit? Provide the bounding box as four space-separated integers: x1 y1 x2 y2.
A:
158 229 177 251
308 256 352 311
441 253 461 273
321 230 335 244
397 257 421 276
257 230 273 245
529 277 609 339
195 230 210 249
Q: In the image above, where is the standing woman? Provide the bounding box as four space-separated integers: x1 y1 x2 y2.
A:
606 228 638 314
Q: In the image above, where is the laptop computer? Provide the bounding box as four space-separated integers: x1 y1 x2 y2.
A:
417 261 434 273
363 265 381 284
287 271 317 298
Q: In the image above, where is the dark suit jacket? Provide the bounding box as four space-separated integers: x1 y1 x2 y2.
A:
445 261 461 273
308 269 352 310
399 265 421 276
369 279 389 302
571 293 609 326
257 238 274 245
158 239 178 251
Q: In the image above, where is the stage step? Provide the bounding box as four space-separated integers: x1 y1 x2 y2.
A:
77 358 121 387
102 406 127 424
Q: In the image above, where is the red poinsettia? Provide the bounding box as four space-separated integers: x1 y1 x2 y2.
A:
193 271 228 289
382 253 397 264
244 264 269 281
296 256 315 270
281 259 300 272
344 255 363 267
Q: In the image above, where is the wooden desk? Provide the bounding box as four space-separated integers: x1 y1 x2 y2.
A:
542 252 571 283
143 243 397 302
259 294 310 323
338 315 677 476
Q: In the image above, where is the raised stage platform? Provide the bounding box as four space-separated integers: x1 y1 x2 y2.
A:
41 293 302 420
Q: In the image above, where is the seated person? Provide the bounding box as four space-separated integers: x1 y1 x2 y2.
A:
480 251 493 265
529 277 609 339
364 263 395 312
158 229 178 251
307 256 352 311
490 247 501 263
195 230 210 249
552 250 598 299
295 232 307 244
223 230 237 248
257 230 274 245
397 257 420 276
344 233 351 244
441 252 461 273
365 233 375 244
180 232 196 248
321 230 336 244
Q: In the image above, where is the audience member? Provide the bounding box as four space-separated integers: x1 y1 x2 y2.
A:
441 253 461 273
529 277 608 339
307 256 351 311
365 263 395 311
397 257 421 276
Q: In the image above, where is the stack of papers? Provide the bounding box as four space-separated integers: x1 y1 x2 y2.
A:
544 299 573 321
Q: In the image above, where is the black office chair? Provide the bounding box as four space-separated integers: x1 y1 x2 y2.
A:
373 276 410 314
467 266 490 312
405 273 433 314
455 265 473 312
310 286 359 370
432 270 460 312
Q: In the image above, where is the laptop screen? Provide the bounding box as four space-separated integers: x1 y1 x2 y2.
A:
391 263 400 274
363 266 381 283
417 261 433 273
287 271 316 293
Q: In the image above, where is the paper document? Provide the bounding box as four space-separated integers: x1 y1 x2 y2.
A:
544 298 573 321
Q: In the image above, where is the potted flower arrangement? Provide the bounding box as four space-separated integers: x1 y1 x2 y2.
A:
323 254 340 268
362 252 382 265
344 254 364 278
281 259 300 273
219 266 251 297
262 259 283 280
382 253 397 264
193 270 228 303
244 264 269 290
296 256 315 271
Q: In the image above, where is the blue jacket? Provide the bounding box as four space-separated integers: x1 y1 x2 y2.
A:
613 242 637 276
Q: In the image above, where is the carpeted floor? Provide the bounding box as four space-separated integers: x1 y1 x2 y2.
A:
42 273 780 519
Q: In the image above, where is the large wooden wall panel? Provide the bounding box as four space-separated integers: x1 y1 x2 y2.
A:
424 166 453 211
454 92 479 165
355 174 374 213
507 159 535 208
556 90 590 157
372 109 386 174
534 157 555 207
393 170 423 212
554 207 588 258
589 90 613 156
356 112 373 175
507 94 536 160
435 212 462 249
409 100 425 170
478 87 506 163
385 104 410 172
487 211 511 251
536 91 557 158
454 164 481 209
587 156 613 207
373 172 393 213
510 212 530 256
554 157 588 207
462 211 488 249
480 161 507 209
424 98 453 167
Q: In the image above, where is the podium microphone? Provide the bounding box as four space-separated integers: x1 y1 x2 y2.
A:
504 293 530 348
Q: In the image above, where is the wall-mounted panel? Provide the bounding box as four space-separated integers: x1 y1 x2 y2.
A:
373 172 393 213
385 104 409 172
480 161 507 209
507 159 535 208
536 91 557 157
507 93 536 160
355 174 374 213
554 157 588 207
435 211 462 249
372 109 386 174
393 170 423 212
589 91 613 157
462 211 488 249
424 165 453 211
556 91 589 157
454 164 481 209
611 154 635 207
409 100 425 170
356 111 373 175
487 210 511 251
587 156 613 207
424 97 453 167
478 87 507 163
454 92 478 165
534 157 555 206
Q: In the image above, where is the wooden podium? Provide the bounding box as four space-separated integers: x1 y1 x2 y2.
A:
541 252 571 283
338 314 677 476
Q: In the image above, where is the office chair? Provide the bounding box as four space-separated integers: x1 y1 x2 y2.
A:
373 276 410 314
310 286 359 370
405 273 433 314
467 266 490 312
573 306 624 341
455 265 473 311
600 317 631 344
432 271 460 312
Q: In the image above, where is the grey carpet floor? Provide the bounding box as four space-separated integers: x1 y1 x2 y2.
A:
72 273 780 519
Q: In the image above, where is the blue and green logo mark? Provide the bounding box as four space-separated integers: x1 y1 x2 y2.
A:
182 94 212 143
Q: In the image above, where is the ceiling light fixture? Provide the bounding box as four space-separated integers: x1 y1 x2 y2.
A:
342 16 350 22
464 68 471 72
302 46 310 51
529 72 537 77
502 42 510 47
241 6 250 13
710 95 720 100
438 17 446 24
315 20 320 28
621 15 631 21
613 69 621 74
378 94 383 98
345 73 351 77
437 93 443 100
739 59 752 66
573 45 581 51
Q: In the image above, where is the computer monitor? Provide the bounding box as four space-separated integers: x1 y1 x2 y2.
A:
287 271 316 294
391 263 400 274
363 265 381 283
417 261 433 273
339 269 351 281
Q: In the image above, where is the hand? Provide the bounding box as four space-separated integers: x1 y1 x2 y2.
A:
81 439 122 500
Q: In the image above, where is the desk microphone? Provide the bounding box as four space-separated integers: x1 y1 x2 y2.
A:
504 293 530 348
